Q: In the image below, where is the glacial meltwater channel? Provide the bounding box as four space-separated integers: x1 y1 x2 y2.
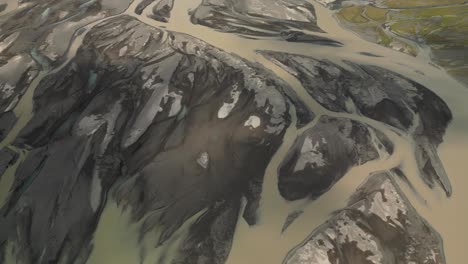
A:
1 0 467 263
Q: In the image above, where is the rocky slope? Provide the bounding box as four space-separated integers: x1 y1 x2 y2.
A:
284 171 446 264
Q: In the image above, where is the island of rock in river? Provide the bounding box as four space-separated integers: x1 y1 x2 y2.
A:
279 115 393 201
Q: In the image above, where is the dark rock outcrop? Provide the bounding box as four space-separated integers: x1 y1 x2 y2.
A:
260 51 453 196
279 115 392 201
0 4 7 13
280 31 343 46
0 15 312 264
284 171 446 264
358 51 383 57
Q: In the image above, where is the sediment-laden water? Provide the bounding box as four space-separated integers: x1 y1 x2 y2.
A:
0 0 467 263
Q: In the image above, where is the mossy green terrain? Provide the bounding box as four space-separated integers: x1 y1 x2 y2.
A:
384 0 467 9
335 0 468 87
337 5 417 55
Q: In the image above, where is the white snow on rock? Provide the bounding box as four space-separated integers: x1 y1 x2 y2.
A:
368 179 408 228
294 136 326 171
119 45 128 56
334 215 383 264
218 85 241 119
244 115 261 129
286 233 334 264
197 152 210 169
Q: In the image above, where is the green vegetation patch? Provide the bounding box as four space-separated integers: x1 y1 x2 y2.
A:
335 1 468 86
383 0 468 9
336 5 417 55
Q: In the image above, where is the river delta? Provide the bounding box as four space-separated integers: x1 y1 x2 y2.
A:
0 0 467 263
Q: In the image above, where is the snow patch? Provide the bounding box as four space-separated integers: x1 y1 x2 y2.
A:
294 136 326 171
368 179 408 228
218 86 241 119
335 215 383 264
288 233 334 264
119 45 128 56
197 152 209 169
244 115 261 129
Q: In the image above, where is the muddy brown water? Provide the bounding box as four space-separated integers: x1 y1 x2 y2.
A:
1 0 467 263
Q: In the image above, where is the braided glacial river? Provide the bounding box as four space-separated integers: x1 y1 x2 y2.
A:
1 0 467 263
